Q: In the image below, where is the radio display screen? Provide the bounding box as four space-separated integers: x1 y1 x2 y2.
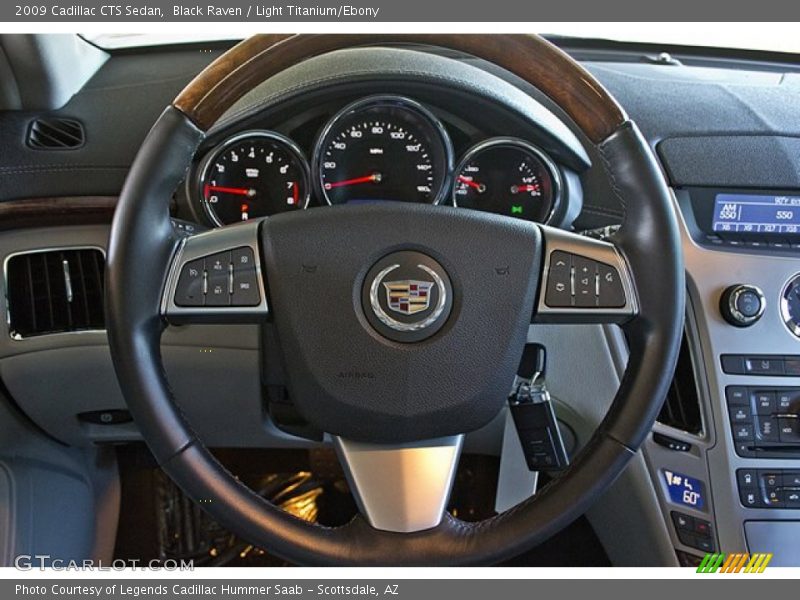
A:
713 193 800 234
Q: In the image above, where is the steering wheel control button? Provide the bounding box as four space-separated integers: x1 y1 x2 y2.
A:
572 255 597 308
205 251 232 306
231 247 260 306
596 262 625 308
720 284 765 327
362 250 453 343
174 257 205 306
544 251 571 307
544 250 626 309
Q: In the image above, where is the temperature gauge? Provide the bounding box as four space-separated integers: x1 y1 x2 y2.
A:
198 131 310 226
453 138 560 223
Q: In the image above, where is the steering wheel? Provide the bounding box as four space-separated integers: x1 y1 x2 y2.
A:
105 34 684 566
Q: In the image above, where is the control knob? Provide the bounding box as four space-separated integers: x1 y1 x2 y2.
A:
720 284 765 327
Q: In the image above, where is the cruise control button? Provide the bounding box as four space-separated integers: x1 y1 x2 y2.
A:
597 261 626 308
174 258 205 306
205 251 231 307
544 252 572 308
231 247 260 307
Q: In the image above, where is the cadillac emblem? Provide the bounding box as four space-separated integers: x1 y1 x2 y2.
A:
365 256 450 338
384 279 435 315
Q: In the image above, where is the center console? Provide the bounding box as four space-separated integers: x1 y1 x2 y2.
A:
643 187 800 567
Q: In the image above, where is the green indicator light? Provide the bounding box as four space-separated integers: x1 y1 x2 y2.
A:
511 205 523 215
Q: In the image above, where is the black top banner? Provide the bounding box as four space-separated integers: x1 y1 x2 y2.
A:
4 0 800 21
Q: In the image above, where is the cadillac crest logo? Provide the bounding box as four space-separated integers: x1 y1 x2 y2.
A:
384 280 435 315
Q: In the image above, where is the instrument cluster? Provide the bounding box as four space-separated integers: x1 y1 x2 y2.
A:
193 94 565 227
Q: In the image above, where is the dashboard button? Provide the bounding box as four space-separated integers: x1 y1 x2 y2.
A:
740 487 761 508
776 390 799 412
174 258 205 306
733 424 754 441
544 252 572 308
205 251 231 306
745 356 785 375
753 391 776 415
784 358 800 376
737 468 758 488
784 471 800 487
671 511 694 532
726 386 749 405
231 247 260 307
721 355 745 374
755 415 779 442
730 405 751 422
778 418 800 443
597 262 626 308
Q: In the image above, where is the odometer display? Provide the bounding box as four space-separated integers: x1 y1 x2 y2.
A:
198 131 309 226
314 96 453 205
453 138 560 223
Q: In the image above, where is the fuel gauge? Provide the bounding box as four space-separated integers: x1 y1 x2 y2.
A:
453 138 560 223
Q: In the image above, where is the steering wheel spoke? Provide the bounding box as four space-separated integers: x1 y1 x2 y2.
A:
533 225 638 325
334 435 464 533
162 219 269 324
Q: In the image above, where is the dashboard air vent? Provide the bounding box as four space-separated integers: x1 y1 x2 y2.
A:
6 249 105 338
657 334 703 435
26 117 85 150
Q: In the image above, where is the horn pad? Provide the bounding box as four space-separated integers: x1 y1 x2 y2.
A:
260 203 541 443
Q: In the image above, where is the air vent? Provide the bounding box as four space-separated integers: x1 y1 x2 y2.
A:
657 334 703 435
26 117 85 150
6 249 105 338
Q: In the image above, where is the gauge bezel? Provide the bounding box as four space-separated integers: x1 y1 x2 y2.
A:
780 273 800 338
452 137 563 224
312 95 454 207
196 129 311 227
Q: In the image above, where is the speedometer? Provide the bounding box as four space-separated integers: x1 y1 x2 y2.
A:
313 96 453 205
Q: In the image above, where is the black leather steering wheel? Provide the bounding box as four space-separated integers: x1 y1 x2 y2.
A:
105 34 684 566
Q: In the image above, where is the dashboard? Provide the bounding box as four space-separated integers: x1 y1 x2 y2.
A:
179 88 583 230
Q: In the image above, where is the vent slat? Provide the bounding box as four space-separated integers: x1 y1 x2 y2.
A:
7 249 105 338
657 335 703 435
27 117 85 150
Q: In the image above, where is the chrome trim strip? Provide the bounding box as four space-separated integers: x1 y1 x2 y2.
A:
334 434 463 533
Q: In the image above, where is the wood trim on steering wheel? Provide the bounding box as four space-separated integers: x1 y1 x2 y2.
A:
173 34 627 143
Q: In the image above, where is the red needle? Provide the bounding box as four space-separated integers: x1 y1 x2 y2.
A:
292 182 299 205
515 184 540 193
324 173 380 190
205 184 252 196
457 175 482 190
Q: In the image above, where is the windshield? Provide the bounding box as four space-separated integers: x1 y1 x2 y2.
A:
82 24 800 54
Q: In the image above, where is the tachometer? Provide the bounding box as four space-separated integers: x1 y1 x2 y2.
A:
314 96 453 205
198 131 309 226
453 138 560 223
